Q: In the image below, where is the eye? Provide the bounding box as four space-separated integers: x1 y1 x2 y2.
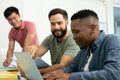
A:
57 22 62 25
13 17 17 20
51 23 55 26
72 30 81 34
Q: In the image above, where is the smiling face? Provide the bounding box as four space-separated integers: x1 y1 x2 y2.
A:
7 12 21 29
50 14 68 38
71 18 95 49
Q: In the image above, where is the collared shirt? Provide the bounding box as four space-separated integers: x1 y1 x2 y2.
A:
84 51 93 72
64 30 120 80
9 20 39 48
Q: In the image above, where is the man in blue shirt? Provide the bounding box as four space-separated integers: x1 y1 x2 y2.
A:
43 9 120 80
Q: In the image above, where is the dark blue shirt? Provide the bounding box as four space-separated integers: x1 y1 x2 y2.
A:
64 31 120 80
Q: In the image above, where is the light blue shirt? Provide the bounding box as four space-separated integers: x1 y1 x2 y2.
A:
64 30 120 80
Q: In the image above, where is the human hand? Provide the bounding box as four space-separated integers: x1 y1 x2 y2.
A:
26 45 38 58
3 59 11 67
43 69 70 80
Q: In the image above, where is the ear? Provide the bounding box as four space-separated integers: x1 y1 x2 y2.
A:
66 20 69 25
90 24 96 34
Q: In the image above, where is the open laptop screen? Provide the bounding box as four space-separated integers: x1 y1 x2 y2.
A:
14 52 43 80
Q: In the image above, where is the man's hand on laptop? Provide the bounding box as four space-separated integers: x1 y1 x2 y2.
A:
43 69 70 80
26 45 38 58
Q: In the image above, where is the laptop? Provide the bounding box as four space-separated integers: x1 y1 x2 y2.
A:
14 52 43 80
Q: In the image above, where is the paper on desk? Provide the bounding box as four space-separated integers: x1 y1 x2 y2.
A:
0 66 18 71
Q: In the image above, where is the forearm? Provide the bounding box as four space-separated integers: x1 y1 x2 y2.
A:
22 44 29 51
23 35 35 51
6 50 13 62
70 63 120 80
40 64 64 75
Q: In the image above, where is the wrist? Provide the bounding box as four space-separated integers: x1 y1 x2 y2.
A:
5 59 11 64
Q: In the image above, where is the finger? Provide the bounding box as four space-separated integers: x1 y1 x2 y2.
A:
55 78 64 80
31 52 36 58
47 75 61 80
45 72 61 80
3 60 9 66
26 47 36 56
43 71 52 79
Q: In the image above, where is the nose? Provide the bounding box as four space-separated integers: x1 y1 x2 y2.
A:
9 19 16 23
51 22 60 30
54 24 59 29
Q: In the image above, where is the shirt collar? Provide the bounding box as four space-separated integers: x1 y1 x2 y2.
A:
12 20 24 30
90 30 106 53
20 20 24 30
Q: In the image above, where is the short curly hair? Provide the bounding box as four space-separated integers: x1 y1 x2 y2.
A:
71 9 99 21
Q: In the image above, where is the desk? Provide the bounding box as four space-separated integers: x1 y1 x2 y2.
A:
0 69 26 80
0 70 18 80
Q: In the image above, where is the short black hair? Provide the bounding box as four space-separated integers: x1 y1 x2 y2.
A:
48 8 68 20
4 6 19 19
71 9 99 21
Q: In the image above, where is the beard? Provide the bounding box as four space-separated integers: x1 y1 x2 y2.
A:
52 27 67 39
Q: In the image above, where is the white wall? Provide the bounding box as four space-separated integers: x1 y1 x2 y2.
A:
0 0 120 64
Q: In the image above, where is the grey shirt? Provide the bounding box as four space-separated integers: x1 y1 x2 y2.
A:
41 32 79 64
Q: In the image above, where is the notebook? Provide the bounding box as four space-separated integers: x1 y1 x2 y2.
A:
0 66 18 71
14 52 43 80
